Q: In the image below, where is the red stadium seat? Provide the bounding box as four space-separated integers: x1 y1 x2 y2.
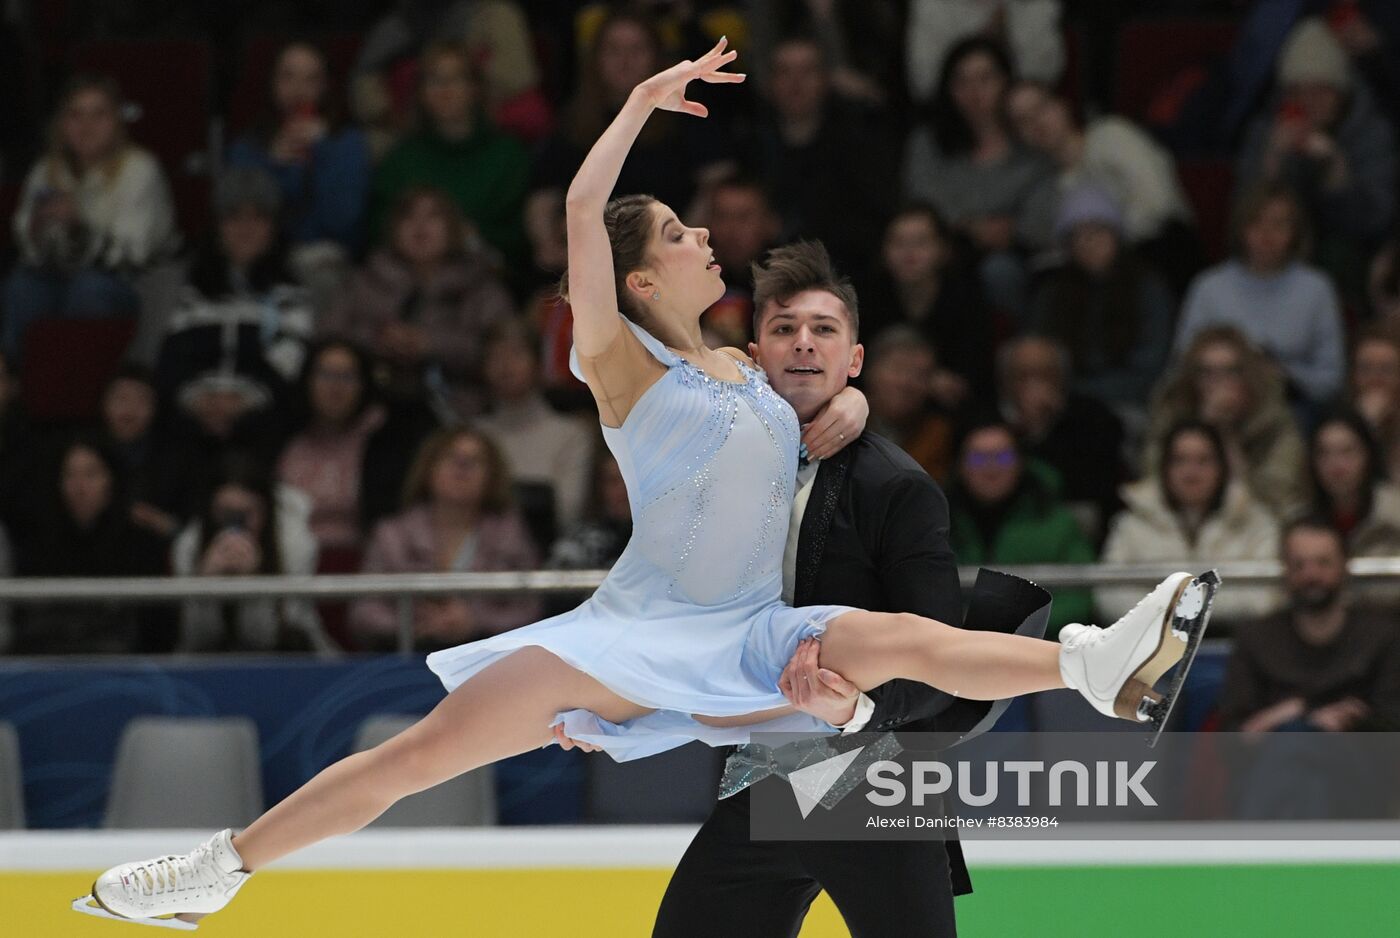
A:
20 316 137 422
1113 17 1239 125
1176 158 1236 263
67 39 213 173
315 546 365 652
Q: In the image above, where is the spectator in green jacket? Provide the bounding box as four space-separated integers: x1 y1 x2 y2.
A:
371 39 529 272
946 417 1095 637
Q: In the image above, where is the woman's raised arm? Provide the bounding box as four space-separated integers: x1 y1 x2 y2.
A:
565 38 743 358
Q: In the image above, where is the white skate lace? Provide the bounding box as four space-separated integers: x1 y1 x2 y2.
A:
121 844 224 899
1074 584 1160 648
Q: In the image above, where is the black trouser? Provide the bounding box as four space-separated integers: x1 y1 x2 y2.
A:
652 786 959 938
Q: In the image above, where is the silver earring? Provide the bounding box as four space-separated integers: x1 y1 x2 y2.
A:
651 290 661 300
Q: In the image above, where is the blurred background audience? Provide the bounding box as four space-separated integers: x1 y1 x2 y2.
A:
0 1 1397 706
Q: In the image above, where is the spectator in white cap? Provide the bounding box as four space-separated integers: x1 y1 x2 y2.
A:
1238 15 1396 303
1028 184 1174 411
155 166 314 407
149 166 317 514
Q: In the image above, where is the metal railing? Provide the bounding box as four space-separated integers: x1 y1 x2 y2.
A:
2 559 1398 654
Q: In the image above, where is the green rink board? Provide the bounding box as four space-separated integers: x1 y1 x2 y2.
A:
954 864 1400 937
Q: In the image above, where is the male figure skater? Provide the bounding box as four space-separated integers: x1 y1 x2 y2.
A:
656 240 974 935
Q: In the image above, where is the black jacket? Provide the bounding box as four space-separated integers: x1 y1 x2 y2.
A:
787 433 1054 896
790 432 973 893
793 433 963 733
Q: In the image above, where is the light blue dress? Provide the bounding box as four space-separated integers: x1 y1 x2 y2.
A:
425 317 856 760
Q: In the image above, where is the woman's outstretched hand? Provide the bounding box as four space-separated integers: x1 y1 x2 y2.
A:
634 36 745 118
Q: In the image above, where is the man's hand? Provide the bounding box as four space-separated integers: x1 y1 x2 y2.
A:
778 637 860 726
550 722 602 752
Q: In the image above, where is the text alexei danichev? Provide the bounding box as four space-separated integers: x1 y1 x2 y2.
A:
866 816 982 829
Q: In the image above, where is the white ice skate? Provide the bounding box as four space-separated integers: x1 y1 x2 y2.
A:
1058 570 1219 741
71 828 250 930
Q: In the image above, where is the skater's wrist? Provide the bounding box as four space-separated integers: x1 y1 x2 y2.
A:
835 692 875 734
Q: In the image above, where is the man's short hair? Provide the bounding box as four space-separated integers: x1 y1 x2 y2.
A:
750 240 859 338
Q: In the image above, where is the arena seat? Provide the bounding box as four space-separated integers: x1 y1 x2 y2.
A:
67 39 213 174
315 546 364 651
0 721 25 829
104 716 264 829
20 316 137 423
1112 17 1240 124
352 714 497 827
1176 158 1236 262
584 741 721 823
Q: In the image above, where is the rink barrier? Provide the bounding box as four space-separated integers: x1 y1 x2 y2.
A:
1 559 1399 653
8 827 1400 936
7 824 1400 871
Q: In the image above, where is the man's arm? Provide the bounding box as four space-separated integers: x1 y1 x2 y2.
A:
861 471 962 731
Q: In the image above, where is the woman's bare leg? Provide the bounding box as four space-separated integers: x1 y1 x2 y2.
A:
229 647 651 872
817 611 1065 700
694 614 1064 728
692 704 796 728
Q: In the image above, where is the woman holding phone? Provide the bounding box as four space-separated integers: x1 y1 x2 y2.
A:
227 41 371 252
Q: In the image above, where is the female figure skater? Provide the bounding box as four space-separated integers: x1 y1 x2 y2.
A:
76 40 1212 929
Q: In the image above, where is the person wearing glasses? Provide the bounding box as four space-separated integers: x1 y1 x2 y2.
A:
946 416 1096 639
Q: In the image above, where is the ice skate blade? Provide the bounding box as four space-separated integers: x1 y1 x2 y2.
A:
71 894 200 930
1145 569 1221 747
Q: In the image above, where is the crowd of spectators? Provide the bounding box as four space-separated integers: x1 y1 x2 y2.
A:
0 0 1397 737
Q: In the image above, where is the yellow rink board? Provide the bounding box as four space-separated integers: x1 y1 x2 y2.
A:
16 868 804 937
6 827 1399 937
